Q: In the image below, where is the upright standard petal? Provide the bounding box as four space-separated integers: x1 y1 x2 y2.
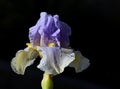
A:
29 12 47 46
29 12 71 47
11 47 38 75
69 51 90 73
37 47 75 75
59 21 71 47
29 28 41 46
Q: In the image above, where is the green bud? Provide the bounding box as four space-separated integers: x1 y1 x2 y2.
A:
41 73 53 89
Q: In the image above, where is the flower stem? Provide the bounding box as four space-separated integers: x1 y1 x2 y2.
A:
41 72 53 89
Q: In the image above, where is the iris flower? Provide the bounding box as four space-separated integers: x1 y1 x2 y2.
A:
11 12 90 89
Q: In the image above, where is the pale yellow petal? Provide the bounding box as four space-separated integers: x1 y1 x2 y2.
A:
11 47 38 75
69 51 90 72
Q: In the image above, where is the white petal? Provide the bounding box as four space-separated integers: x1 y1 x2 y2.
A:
11 47 38 75
37 47 75 75
69 51 90 73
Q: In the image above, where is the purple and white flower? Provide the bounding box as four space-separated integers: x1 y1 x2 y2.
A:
11 12 90 76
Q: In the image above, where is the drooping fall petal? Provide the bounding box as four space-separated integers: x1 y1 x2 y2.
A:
37 47 75 75
69 51 90 72
11 47 38 75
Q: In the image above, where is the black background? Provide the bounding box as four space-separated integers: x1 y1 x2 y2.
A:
0 0 119 89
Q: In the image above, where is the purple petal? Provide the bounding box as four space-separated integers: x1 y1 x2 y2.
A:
29 26 41 46
59 21 71 47
29 12 71 47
